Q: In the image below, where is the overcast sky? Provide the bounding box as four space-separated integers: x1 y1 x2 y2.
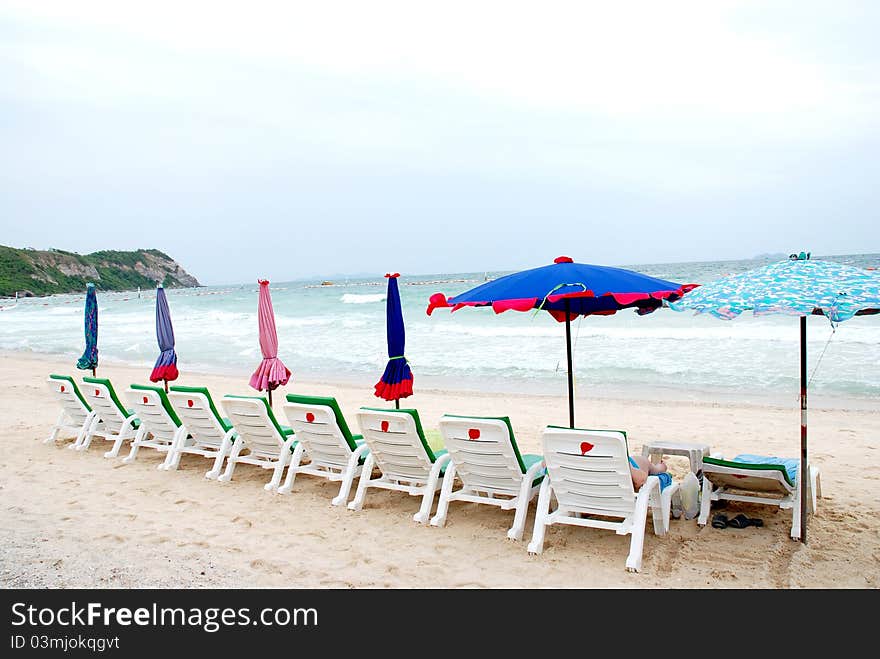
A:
1 1 878 284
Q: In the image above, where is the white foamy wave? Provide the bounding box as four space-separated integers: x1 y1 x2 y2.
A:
341 293 386 304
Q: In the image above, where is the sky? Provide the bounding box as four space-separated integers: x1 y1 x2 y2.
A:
1 1 878 284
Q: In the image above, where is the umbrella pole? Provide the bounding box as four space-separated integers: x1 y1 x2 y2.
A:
92 368 95 378
395 399 400 409
164 380 169 394
800 316 808 544
565 299 574 428
268 388 273 407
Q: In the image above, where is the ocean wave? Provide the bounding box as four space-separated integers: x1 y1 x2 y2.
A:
340 293 386 304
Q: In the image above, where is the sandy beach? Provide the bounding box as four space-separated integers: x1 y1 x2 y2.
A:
1 350 878 589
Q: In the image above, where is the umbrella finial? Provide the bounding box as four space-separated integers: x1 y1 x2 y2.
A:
385 273 400 278
790 252 811 261
554 256 573 264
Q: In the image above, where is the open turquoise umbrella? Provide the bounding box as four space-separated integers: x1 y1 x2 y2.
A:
670 252 880 543
75 283 98 376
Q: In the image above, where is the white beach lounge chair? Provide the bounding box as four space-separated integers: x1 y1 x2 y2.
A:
350 407 451 523
279 394 370 505
122 384 187 466
218 395 297 491
527 426 679 572
45 374 96 447
432 414 545 540
165 386 237 478
79 376 140 458
698 454 822 540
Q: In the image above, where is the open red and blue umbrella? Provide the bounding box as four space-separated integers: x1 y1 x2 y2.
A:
149 284 179 391
75 282 98 376
374 273 413 407
428 256 696 427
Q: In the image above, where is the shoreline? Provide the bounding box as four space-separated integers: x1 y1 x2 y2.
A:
5 348 878 414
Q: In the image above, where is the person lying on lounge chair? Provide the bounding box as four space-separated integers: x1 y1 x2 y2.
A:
629 455 672 490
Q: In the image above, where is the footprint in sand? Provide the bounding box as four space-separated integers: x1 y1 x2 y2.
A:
232 516 252 528
249 559 285 575
98 533 126 544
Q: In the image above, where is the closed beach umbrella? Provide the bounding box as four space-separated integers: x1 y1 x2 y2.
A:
375 273 414 408
149 284 179 391
75 282 98 376
670 252 880 543
249 279 291 406
427 256 695 427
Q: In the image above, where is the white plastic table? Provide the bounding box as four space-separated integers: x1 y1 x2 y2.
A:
641 440 711 474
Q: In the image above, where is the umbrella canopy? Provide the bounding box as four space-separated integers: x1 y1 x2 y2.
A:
669 254 880 321
249 280 291 399
375 273 414 404
427 256 696 426
670 252 880 543
149 285 179 385
75 283 98 373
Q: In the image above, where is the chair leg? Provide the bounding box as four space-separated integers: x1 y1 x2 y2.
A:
218 441 244 482
72 412 95 449
527 478 553 555
78 414 101 451
810 466 821 513
104 421 131 459
429 462 457 527
45 411 65 443
348 454 375 511
278 443 306 495
264 440 294 492
121 427 148 464
332 445 368 506
790 476 802 540
206 435 234 479
697 474 713 526
626 482 655 573
160 428 186 471
507 476 535 541
414 456 448 524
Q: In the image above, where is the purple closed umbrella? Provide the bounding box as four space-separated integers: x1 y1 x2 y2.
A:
149 285 179 391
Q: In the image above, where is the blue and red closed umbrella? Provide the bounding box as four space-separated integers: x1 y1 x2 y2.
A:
375 273 413 406
150 285 179 389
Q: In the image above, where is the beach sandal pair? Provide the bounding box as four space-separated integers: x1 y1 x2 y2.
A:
712 513 763 529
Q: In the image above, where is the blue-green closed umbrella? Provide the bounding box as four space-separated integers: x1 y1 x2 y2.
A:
76 283 98 375
670 253 880 543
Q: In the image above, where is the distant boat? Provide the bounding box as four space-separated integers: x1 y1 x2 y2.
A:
321 281 334 286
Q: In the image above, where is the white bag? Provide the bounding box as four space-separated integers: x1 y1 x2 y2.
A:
680 471 700 520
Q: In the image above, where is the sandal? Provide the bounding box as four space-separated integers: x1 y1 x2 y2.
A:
727 513 763 528
711 513 728 529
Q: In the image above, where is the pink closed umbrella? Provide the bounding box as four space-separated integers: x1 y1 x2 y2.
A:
249 279 291 405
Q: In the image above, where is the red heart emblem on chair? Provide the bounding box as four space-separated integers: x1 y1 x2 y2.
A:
381 420 389 432
60 385 65 392
95 389 100 396
187 400 194 407
143 396 148 404
305 412 315 423
468 428 480 440
580 441 593 455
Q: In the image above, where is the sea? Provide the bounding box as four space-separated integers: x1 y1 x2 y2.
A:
2 254 878 408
